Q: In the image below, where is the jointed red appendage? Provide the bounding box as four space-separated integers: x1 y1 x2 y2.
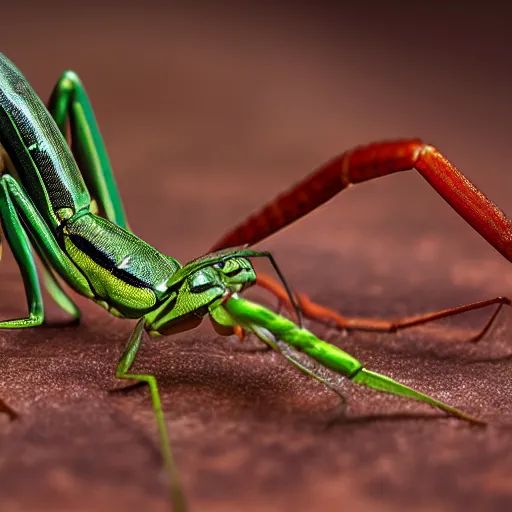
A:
0 399 18 420
256 274 509 339
210 140 512 336
212 140 512 258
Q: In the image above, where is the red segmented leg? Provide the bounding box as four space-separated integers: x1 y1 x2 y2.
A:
0 399 18 420
210 140 512 336
256 274 509 341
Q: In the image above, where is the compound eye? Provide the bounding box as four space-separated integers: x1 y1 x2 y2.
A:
213 261 225 270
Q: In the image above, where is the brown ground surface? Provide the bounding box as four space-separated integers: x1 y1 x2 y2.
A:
2 2 512 512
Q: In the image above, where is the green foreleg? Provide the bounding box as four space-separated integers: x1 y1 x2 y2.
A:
48 71 128 228
116 319 186 512
1 175 93 300
0 176 44 327
0 175 48 418
224 297 484 425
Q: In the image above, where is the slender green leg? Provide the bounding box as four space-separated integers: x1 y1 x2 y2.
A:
116 319 186 512
0 175 45 418
39 71 130 319
0 175 49 417
0 176 44 327
251 324 347 413
47 76 184 504
1 175 93 300
225 297 485 425
48 71 128 229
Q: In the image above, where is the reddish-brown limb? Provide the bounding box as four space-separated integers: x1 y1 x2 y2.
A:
210 140 512 337
0 399 18 420
256 274 509 341
211 139 512 257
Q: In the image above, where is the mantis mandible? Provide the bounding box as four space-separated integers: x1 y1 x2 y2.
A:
0 54 490 511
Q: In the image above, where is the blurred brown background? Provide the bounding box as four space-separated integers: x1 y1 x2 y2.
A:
2 1 512 511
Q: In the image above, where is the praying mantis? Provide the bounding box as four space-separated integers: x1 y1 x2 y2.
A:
0 52 506 511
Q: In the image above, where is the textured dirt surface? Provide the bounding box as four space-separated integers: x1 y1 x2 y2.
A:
2 2 512 512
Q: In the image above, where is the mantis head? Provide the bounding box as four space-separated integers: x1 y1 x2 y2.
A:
144 247 301 336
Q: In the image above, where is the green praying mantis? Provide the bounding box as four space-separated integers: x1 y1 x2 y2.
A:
0 53 492 511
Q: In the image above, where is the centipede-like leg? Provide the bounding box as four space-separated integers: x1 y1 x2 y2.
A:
210 140 512 337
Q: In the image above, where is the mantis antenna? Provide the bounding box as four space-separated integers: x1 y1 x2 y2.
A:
233 248 304 327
